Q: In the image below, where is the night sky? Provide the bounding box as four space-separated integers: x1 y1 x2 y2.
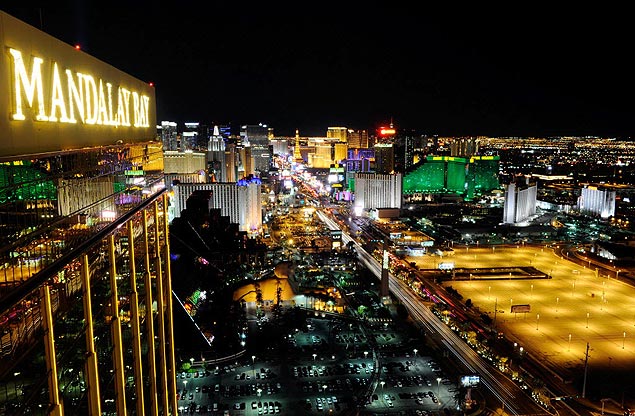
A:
2 3 633 138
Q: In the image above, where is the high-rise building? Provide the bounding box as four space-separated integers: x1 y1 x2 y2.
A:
160 121 178 151
182 122 201 151
224 143 239 183
347 129 369 149
208 125 227 182
171 178 263 234
327 126 348 143
163 150 207 174
503 179 538 224
450 137 480 158
0 11 177 415
402 155 499 200
239 145 254 178
578 185 616 218
353 173 402 210
374 143 395 174
270 138 289 157
240 124 270 175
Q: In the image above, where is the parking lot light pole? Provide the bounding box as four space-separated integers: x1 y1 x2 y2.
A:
252 355 256 378
437 377 442 401
313 353 317 362
413 349 418 366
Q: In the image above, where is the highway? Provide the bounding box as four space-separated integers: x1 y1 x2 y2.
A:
317 210 551 416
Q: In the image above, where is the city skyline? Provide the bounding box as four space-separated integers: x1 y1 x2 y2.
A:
3 5 634 138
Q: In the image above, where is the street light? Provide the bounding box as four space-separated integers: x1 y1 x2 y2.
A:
586 312 590 328
380 381 385 390
436 377 442 402
568 333 572 352
190 357 194 368
623 332 626 349
536 314 540 330
363 351 368 360
413 349 418 366
313 353 317 362
252 355 256 378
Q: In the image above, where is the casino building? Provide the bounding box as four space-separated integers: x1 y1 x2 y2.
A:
0 11 177 415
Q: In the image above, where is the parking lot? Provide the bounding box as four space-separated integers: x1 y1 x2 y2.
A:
175 310 459 415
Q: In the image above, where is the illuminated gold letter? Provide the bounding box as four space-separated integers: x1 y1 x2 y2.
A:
117 87 131 126
106 82 115 126
8 48 48 121
66 70 84 123
49 62 70 122
83 75 98 124
97 79 109 125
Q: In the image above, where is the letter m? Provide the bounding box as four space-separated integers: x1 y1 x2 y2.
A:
9 48 48 121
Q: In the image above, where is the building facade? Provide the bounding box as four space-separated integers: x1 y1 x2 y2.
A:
578 185 616 218
171 179 263 234
240 124 270 175
0 11 178 415
353 173 402 211
503 181 538 224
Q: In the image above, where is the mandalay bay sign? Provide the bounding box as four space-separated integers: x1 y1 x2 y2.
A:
0 10 156 158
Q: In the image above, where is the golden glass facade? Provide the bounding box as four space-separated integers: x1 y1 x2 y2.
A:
0 10 176 416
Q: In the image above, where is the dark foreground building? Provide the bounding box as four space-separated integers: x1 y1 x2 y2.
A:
0 11 177 415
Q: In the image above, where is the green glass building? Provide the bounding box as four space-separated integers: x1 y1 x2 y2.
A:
403 155 500 199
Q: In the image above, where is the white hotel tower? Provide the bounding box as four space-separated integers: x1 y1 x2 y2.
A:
354 172 402 210
578 185 616 218
503 180 537 224
170 178 262 234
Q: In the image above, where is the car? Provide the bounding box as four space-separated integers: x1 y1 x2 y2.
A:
252 401 258 409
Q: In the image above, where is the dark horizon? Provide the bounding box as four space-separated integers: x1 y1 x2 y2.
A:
3 5 634 139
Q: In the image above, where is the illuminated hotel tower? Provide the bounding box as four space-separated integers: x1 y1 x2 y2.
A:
208 125 227 182
503 178 538 224
0 11 177 415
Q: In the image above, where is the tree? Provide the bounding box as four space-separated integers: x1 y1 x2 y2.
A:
396 303 409 320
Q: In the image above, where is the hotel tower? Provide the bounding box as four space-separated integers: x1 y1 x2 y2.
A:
0 11 177 415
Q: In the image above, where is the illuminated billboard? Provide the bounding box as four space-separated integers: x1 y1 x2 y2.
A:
378 126 396 136
0 11 157 158
460 375 480 387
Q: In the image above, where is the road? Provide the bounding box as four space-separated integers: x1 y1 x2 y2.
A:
317 210 550 416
